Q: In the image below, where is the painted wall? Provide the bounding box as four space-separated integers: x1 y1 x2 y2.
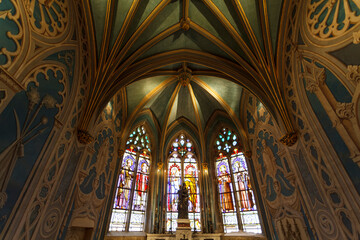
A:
282 0 360 239
241 92 314 240
0 0 90 239
0 0 359 240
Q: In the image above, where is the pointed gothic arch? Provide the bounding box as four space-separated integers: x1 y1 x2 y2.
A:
109 124 153 232
212 126 262 233
165 132 202 232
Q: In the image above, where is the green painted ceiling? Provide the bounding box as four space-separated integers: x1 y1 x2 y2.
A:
89 0 283 62
125 74 242 133
86 0 288 138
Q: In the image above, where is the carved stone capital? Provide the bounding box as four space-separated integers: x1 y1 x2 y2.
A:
280 132 298 146
244 150 252 158
77 129 94 144
178 71 192 87
336 102 354 119
346 65 360 84
0 192 7 209
157 162 163 171
117 149 124 157
202 162 208 170
302 60 325 93
353 30 360 44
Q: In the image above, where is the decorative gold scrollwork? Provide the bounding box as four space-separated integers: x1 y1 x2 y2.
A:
307 0 360 40
0 0 24 69
25 0 69 38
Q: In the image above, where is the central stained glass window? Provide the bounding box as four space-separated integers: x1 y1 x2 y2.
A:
166 134 201 232
215 127 261 233
109 126 151 232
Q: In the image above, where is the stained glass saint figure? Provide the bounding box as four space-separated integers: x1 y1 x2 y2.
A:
185 165 197 212
116 157 134 209
218 164 234 211
134 160 149 210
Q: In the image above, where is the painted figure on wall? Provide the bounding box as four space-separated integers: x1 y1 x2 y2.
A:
218 164 234 211
261 139 276 178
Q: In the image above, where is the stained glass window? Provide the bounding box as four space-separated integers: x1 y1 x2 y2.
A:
167 134 201 232
109 126 151 232
215 128 261 233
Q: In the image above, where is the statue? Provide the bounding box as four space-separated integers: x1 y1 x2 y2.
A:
177 183 189 219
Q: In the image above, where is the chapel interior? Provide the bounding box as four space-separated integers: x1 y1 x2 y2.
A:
0 0 359 240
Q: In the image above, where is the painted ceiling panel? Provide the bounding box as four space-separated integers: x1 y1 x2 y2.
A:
121 0 163 49
211 1 252 45
158 63 184 71
189 1 249 62
267 0 283 52
191 81 224 129
90 0 107 56
194 95 205 130
175 86 197 127
199 76 242 117
238 0 264 52
187 63 212 71
167 94 179 128
138 29 233 62
126 76 171 117
124 2 180 61
109 1 134 48
149 81 178 127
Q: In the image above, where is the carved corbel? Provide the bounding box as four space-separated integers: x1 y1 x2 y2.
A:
280 132 298 146
202 162 208 171
77 129 94 144
177 63 192 87
353 30 360 44
117 149 124 158
157 162 163 171
346 65 360 85
244 150 252 158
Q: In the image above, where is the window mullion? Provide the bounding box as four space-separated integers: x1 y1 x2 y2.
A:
125 151 140 231
227 155 243 231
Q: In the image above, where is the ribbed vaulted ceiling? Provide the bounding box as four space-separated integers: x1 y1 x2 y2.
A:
79 0 295 140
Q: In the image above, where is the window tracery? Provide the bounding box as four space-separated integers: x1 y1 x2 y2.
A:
166 134 201 232
215 127 261 233
109 126 151 232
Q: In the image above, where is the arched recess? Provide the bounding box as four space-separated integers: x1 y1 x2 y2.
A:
108 123 154 232
83 50 290 136
163 131 202 232
126 110 160 149
165 117 201 161
208 124 262 234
